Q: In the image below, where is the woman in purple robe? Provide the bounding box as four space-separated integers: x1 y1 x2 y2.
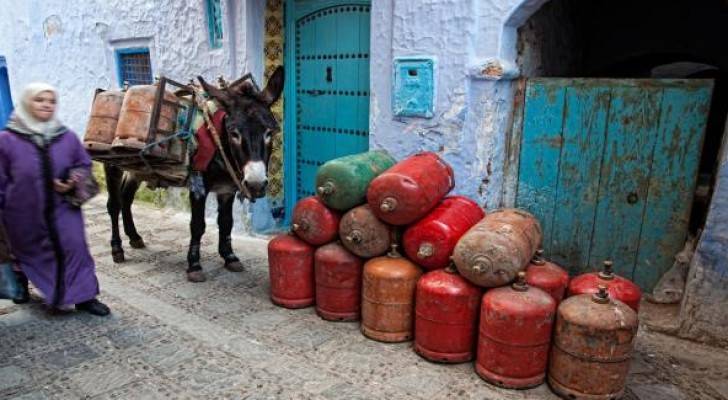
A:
0 82 109 316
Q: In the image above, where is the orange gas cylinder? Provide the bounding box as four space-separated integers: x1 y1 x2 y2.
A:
339 204 395 258
314 242 363 321
267 234 315 309
367 152 455 226
526 249 570 304
568 260 642 312
361 245 422 342
453 208 542 288
112 84 179 156
414 266 481 363
83 90 125 152
292 196 341 246
403 196 485 271
476 272 556 389
548 286 638 399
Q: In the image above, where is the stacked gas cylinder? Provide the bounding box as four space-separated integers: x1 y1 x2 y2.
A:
268 150 643 399
83 84 186 161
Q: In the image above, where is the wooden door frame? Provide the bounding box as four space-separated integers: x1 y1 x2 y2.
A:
502 78 527 208
283 0 371 225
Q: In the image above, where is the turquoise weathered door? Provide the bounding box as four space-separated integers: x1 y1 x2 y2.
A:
515 79 713 290
284 0 371 220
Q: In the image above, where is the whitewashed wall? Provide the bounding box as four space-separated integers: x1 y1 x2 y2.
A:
368 0 548 210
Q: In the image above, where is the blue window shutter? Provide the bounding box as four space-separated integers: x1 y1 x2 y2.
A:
207 0 224 49
115 48 153 87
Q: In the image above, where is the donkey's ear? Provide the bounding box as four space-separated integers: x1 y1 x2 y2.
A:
198 75 233 110
260 66 284 106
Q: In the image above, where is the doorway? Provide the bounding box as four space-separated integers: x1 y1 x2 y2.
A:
283 0 371 223
511 0 727 290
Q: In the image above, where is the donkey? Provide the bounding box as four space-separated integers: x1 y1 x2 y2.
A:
103 67 284 282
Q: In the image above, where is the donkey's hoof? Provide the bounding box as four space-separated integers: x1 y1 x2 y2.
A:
224 259 245 272
187 270 207 283
129 238 146 249
112 251 125 263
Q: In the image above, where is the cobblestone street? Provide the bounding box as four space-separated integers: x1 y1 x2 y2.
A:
1 197 727 400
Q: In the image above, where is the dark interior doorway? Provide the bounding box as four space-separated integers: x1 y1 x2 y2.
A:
516 0 728 237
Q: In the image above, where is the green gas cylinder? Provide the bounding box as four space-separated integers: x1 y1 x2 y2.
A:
315 150 396 211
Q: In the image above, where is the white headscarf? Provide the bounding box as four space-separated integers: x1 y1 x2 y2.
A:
6 82 65 141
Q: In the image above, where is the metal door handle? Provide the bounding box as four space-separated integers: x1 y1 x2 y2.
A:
627 192 639 204
326 66 333 82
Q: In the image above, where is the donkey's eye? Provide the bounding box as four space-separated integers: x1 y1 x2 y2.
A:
264 129 273 144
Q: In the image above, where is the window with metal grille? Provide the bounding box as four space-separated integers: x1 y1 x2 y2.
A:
206 0 223 49
115 48 153 87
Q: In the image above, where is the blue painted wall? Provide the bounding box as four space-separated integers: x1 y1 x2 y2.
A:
679 144 728 346
0 56 12 128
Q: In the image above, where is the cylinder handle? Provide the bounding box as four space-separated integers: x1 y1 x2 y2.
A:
592 285 610 304
387 243 401 258
345 230 363 244
512 271 528 291
317 181 335 196
599 260 615 280
444 262 457 274
531 248 546 265
472 263 486 274
380 197 398 213
417 243 434 259
292 220 309 232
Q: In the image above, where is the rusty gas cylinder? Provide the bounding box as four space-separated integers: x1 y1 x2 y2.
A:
453 208 542 288
367 152 455 226
526 249 570 304
112 84 179 156
292 196 341 246
267 233 315 309
316 150 397 211
403 196 485 271
476 272 556 388
361 245 422 342
339 204 395 258
314 242 363 321
548 286 639 399
568 260 642 312
84 90 126 152
414 265 481 363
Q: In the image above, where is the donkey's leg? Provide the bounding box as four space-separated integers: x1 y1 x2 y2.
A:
187 190 208 282
120 174 145 249
217 193 244 272
104 164 125 263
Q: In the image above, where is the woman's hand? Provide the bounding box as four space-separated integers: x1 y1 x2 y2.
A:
53 179 74 194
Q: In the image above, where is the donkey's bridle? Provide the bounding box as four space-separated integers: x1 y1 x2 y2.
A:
192 84 251 199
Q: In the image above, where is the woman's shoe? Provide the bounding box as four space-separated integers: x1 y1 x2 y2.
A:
12 271 30 304
75 299 111 316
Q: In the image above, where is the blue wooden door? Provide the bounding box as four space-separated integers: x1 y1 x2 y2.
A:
285 0 371 219
0 56 13 129
516 79 713 290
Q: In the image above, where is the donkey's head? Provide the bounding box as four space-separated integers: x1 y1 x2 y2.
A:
198 66 284 199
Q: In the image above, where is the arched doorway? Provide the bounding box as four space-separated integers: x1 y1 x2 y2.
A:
509 0 728 290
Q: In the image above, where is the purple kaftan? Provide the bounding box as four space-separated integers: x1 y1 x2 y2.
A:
0 129 99 306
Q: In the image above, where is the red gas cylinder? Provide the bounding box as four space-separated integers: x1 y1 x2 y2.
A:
476 272 556 389
414 266 482 363
314 242 363 321
267 234 315 309
526 249 570 304
367 152 455 226
291 196 341 246
403 196 485 271
568 260 642 312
